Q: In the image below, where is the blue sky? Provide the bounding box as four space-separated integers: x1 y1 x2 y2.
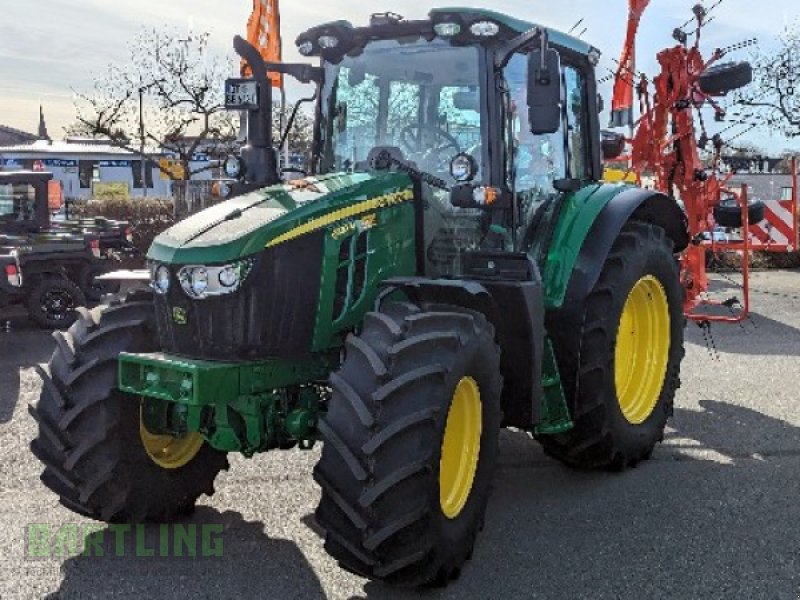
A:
0 0 796 152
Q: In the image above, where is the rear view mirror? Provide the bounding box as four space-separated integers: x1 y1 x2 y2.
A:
527 48 562 135
348 65 366 87
601 130 626 160
452 89 480 112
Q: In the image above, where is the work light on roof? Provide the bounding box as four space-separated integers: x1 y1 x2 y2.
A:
433 22 461 37
298 40 314 56
318 35 340 49
469 21 500 37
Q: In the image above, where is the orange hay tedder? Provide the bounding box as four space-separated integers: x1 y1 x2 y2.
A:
609 0 799 323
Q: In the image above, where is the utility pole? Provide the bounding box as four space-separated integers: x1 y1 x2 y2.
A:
139 85 147 198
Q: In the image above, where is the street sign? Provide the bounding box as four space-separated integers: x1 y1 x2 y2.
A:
225 79 260 110
159 158 185 181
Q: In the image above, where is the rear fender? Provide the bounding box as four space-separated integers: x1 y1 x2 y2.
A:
542 184 688 311
559 187 688 314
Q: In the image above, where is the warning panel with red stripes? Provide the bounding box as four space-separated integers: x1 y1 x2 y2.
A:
749 199 799 252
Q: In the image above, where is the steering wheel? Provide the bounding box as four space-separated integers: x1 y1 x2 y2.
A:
399 125 461 161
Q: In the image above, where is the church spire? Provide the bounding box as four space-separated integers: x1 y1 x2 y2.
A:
38 105 51 142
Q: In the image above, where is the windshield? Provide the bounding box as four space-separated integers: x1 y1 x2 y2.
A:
318 38 483 184
0 184 36 222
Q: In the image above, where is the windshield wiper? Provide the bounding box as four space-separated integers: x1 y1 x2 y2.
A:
371 149 450 191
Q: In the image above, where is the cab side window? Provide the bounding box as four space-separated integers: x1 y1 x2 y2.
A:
563 65 589 180
503 54 592 249
504 53 566 197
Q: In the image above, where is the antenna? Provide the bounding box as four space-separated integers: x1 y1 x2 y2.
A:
568 18 584 34
719 38 758 56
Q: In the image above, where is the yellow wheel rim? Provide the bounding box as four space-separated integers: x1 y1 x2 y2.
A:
439 376 482 519
615 275 671 425
139 408 204 470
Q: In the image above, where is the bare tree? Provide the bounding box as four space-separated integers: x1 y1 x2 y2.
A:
734 26 800 138
74 28 239 183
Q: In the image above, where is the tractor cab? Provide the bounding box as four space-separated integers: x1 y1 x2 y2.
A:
297 9 605 274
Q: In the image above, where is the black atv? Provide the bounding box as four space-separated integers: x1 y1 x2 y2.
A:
0 171 136 302
0 239 89 329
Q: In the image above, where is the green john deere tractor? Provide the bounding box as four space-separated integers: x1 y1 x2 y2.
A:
31 8 688 586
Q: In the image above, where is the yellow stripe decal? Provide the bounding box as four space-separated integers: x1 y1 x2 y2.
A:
265 188 414 248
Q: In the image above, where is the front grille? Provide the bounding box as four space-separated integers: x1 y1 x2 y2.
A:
153 231 325 361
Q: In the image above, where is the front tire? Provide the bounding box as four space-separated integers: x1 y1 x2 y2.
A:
29 290 228 522
541 222 684 470
314 302 502 586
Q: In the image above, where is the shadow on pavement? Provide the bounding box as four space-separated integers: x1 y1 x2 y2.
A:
685 311 800 356
354 401 800 599
0 317 53 424
671 399 800 462
48 507 325 599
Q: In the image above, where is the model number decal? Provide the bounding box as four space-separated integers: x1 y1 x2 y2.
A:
265 189 412 248
331 213 378 240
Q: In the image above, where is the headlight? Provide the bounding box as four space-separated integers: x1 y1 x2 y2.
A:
450 153 478 182
178 259 255 299
152 264 171 295
224 156 243 179
189 268 209 297
218 266 239 287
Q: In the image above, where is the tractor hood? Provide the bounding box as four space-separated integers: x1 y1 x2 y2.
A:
148 171 414 265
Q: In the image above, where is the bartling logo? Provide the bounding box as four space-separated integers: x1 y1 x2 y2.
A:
26 523 224 558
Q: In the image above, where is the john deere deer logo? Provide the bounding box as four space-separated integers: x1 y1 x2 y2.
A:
172 307 188 325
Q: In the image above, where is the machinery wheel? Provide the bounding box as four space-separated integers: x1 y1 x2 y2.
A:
714 197 766 228
80 263 121 303
29 290 228 522
314 302 502 586
27 278 86 330
698 61 753 96
541 222 684 470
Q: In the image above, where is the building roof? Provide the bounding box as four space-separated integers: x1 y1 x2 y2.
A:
728 172 795 202
0 125 37 145
0 139 162 156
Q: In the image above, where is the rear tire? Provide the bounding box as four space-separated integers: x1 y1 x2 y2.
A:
29 290 228 522
27 278 85 330
314 302 502 586
541 222 684 470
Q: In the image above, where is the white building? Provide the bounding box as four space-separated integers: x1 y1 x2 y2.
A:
0 138 216 200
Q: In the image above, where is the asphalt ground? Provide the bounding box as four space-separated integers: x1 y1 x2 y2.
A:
1 270 799 599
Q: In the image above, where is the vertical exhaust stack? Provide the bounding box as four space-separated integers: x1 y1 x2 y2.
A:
232 35 279 186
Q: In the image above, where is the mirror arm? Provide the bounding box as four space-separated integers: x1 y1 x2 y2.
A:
279 92 318 150
496 26 544 69
264 62 324 85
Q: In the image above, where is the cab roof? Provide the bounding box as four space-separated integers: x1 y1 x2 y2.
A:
430 7 597 57
297 7 599 59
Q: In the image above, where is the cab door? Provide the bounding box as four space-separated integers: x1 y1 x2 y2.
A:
501 52 594 256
